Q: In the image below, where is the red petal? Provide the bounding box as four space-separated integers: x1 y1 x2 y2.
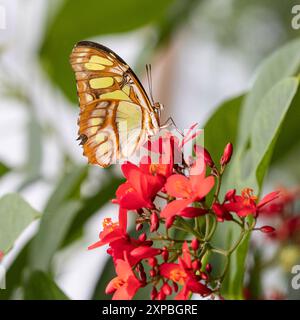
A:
119 191 150 210
105 277 118 294
88 228 124 250
165 175 192 198
160 199 193 219
186 278 211 296
115 182 132 200
258 191 280 208
174 286 189 300
159 263 182 278
121 162 139 180
179 207 207 218
237 208 256 217
130 246 161 261
182 241 192 269
118 208 127 232
115 256 134 280
193 175 215 199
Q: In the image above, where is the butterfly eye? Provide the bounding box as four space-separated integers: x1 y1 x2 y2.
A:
154 102 164 111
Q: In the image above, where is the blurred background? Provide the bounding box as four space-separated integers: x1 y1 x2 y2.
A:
0 0 300 299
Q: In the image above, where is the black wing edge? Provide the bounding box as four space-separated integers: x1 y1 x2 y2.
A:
73 40 151 105
74 40 128 66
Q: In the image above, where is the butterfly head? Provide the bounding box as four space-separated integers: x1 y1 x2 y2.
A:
153 102 164 111
149 102 163 129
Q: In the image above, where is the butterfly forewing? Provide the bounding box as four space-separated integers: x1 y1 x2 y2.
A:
70 41 159 167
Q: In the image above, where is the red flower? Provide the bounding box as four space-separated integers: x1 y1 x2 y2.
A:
88 208 127 250
109 237 160 265
224 188 280 218
142 135 177 179
114 162 165 210
212 203 232 222
159 242 211 300
259 187 300 217
105 254 142 300
272 216 300 242
161 164 214 219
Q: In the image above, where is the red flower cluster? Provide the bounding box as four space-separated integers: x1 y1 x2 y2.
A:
89 128 280 300
259 186 300 242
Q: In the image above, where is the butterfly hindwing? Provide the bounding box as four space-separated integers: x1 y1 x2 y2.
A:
70 41 158 167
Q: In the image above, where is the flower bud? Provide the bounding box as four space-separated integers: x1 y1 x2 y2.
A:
192 260 201 271
147 257 157 267
259 225 275 233
212 203 225 221
191 238 200 251
156 291 166 300
105 283 117 295
166 216 176 229
137 264 147 283
206 263 212 273
200 272 209 281
150 212 159 232
173 281 178 292
136 223 143 231
220 143 233 166
138 233 147 242
149 269 156 277
194 145 214 168
162 283 172 296
225 189 236 201
212 203 232 222
151 287 158 300
162 246 169 262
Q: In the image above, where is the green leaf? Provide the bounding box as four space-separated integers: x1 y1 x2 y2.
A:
220 39 300 297
29 165 87 271
91 257 115 300
24 271 69 300
227 232 251 299
222 78 299 299
29 200 82 272
63 175 123 246
39 0 175 102
248 78 299 189
18 115 43 191
204 95 243 163
0 193 41 254
238 38 300 146
44 165 87 214
227 77 299 192
0 161 10 178
271 88 300 164
0 241 30 300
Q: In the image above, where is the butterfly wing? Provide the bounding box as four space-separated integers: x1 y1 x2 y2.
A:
70 41 159 167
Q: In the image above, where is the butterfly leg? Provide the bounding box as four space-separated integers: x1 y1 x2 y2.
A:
160 117 183 137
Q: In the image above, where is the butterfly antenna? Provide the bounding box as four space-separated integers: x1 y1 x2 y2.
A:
146 64 155 105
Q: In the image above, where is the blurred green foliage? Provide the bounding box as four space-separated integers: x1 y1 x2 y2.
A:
0 194 41 254
39 0 177 102
24 271 69 300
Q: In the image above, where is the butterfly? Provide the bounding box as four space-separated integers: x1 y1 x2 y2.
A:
70 41 166 167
